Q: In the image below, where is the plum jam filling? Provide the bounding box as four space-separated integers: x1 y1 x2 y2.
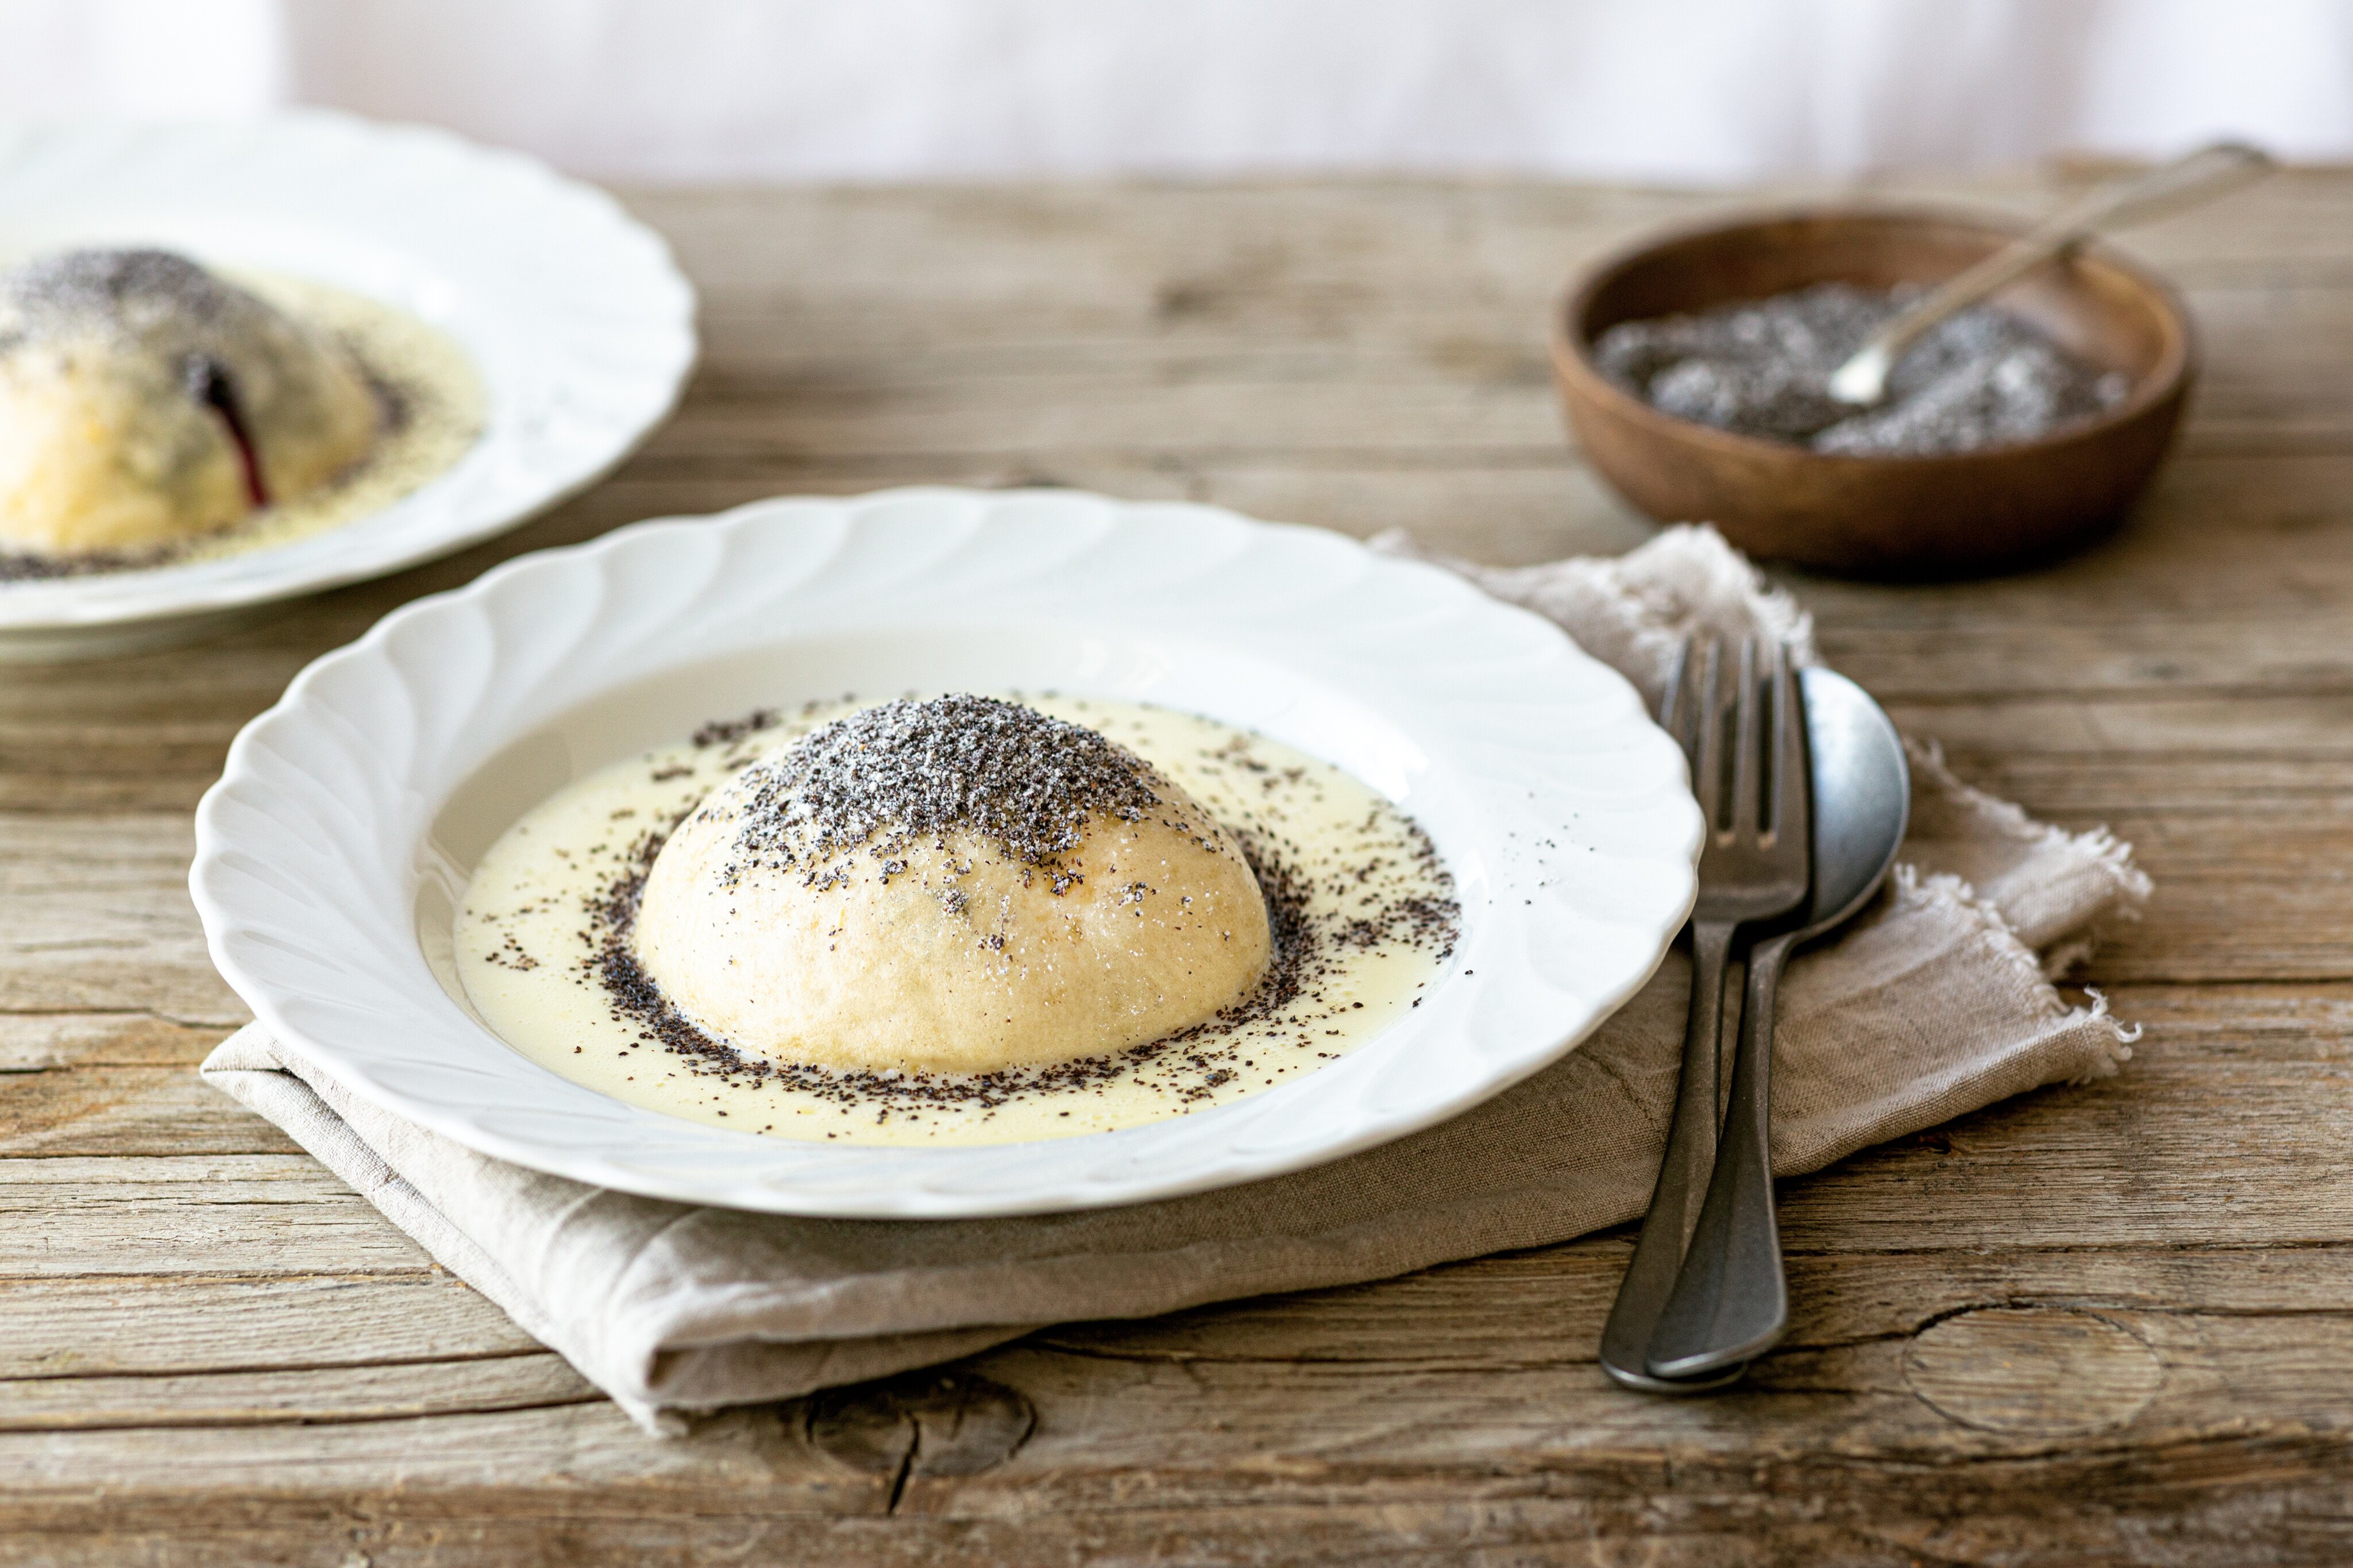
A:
184 355 269 507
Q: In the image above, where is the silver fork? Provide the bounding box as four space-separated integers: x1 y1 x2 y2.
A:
1599 636 1812 1392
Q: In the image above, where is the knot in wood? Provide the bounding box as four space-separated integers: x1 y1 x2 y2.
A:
1903 1306 2162 1436
807 1370 1036 1480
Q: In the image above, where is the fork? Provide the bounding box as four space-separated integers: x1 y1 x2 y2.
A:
1646 639 1814 1378
1599 636 1812 1392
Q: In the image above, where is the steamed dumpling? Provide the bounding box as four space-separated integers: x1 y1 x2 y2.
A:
0 249 377 555
634 694 1274 1075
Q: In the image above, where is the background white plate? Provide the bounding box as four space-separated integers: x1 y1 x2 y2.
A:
191 488 1702 1218
0 111 696 659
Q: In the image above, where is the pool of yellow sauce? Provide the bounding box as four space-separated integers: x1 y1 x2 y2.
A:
457 696 1458 1147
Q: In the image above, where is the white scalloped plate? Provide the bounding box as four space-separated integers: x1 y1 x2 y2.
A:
0 111 696 660
191 489 1700 1216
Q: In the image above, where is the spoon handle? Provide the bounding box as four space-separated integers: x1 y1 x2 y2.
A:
1644 926 1797 1379
1598 917 1744 1393
1830 140 2274 404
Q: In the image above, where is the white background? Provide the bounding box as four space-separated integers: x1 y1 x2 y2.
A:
1 0 2348 182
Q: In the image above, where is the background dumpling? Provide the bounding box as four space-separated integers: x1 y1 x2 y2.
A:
0 249 377 556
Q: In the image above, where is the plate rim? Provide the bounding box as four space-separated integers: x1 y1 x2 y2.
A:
191 487 1702 1217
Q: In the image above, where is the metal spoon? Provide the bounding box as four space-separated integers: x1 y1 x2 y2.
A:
1827 141 2275 408
1642 667 1910 1381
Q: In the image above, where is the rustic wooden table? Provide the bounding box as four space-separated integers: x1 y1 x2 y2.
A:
4 169 2350 1565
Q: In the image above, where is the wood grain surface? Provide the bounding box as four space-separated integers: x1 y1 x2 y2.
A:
5 168 2352 1566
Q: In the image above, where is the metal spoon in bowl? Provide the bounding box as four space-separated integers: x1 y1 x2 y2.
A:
1826 141 2275 409
1643 667 1911 1381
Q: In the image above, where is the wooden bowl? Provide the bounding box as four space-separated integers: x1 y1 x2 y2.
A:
1551 208 2195 578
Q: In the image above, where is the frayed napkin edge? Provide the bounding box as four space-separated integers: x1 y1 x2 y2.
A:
1903 733 2155 979
1893 864 2139 1081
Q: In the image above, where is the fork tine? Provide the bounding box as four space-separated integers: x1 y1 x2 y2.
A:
1659 636 1692 731
1729 637 1763 837
1687 636 1725 831
1769 641 1808 849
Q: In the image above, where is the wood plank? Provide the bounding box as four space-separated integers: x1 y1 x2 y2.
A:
0 1274 537 1379
0 1010 228 1069
0 1402 880 1520
0 1353 595 1431
0 1065 287 1157
0 817 238 1018
0 1158 429 1278
1041 1237 2353 1370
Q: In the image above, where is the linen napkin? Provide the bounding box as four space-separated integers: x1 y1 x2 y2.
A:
200 524 2150 1434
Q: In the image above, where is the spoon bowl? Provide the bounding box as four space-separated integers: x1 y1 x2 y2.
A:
1796 666 1909 936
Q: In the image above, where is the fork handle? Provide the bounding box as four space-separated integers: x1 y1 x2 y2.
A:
1645 927 1796 1379
1599 917 1744 1393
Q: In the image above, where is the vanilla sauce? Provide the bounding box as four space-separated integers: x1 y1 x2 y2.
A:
457 696 1460 1147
